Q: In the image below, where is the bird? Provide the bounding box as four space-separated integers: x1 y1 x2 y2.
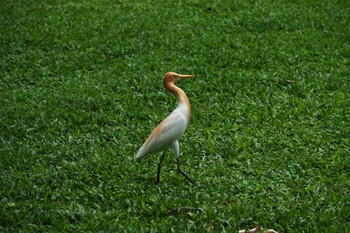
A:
136 72 198 186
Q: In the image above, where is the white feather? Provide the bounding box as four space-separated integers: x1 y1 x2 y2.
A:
136 107 187 159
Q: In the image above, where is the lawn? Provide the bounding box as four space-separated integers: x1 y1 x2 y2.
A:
1 0 349 232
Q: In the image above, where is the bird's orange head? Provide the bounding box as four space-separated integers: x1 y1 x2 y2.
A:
163 72 193 85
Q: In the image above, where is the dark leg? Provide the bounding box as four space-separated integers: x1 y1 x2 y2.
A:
176 157 199 186
157 151 166 184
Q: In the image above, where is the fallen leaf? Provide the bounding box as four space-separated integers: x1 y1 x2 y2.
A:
265 230 278 233
238 225 263 233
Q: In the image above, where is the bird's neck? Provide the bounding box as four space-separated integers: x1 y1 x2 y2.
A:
165 82 191 123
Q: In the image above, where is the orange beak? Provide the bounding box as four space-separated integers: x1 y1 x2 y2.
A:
178 74 194 79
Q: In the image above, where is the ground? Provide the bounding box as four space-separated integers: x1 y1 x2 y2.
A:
0 0 349 232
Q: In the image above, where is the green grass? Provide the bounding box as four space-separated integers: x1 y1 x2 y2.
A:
1 0 349 232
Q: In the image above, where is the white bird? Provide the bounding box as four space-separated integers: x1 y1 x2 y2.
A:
136 72 198 186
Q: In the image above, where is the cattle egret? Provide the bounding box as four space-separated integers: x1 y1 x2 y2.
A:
136 72 198 186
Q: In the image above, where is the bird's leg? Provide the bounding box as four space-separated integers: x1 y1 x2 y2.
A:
176 157 199 186
157 151 166 184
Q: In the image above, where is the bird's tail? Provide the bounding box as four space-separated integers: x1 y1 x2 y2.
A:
135 147 146 160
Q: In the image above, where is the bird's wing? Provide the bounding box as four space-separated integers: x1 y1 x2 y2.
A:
136 109 187 159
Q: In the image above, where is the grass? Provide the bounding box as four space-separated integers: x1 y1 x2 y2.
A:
0 0 349 232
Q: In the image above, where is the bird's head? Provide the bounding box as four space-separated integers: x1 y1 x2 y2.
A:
163 72 193 85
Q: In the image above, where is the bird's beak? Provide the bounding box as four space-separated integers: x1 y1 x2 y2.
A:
178 74 193 79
